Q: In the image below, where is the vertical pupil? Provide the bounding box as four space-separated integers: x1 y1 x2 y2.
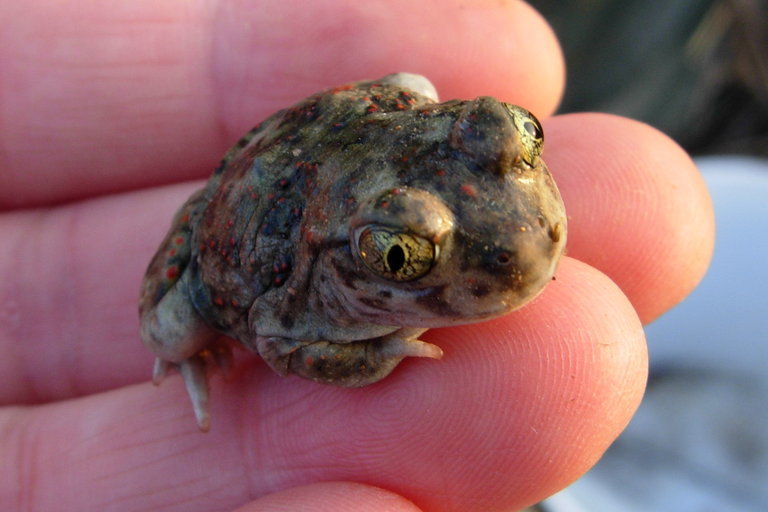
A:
386 245 406 272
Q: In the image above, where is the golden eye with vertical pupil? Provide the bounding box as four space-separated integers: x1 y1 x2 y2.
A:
356 226 437 281
504 104 544 166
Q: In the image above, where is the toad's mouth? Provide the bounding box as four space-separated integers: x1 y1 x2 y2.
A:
334 274 551 329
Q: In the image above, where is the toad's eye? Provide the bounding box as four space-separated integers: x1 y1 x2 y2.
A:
505 104 544 166
356 226 437 281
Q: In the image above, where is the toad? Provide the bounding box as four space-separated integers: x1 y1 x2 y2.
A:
139 73 567 430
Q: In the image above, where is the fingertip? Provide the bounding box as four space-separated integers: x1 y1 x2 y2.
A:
427 257 648 500
235 482 422 512
421 1 565 116
545 113 715 322
213 0 565 135
244 257 648 511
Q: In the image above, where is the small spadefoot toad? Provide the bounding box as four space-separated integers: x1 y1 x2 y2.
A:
139 73 566 430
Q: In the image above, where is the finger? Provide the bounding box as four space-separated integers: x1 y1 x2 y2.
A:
234 482 422 512
545 113 715 323
0 181 200 405
1 0 563 208
1 258 647 512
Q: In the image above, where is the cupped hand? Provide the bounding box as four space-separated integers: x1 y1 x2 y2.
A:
0 1 713 511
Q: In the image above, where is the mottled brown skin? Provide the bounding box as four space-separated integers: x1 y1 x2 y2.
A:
139 73 567 431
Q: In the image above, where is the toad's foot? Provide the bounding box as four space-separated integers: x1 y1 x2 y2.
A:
256 328 442 387
152 344 233 432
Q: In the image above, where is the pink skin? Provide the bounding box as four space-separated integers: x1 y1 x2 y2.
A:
0 1 713 511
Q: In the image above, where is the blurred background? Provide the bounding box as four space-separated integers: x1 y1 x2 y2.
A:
537 0 767 156
529 1 768 510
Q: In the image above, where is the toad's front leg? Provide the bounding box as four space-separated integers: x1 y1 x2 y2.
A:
255 328 443 387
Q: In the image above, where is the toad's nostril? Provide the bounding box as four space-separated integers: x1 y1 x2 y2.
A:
485 249 518 272
496 251 512 265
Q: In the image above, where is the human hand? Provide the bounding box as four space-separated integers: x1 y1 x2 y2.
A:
0 1 713 511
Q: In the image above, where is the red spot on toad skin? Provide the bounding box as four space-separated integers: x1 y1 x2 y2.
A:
435 169 446 176
331 84 353 93
213 297 224 306
166 266 179 280
174 237 184 245
460 184 478 197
